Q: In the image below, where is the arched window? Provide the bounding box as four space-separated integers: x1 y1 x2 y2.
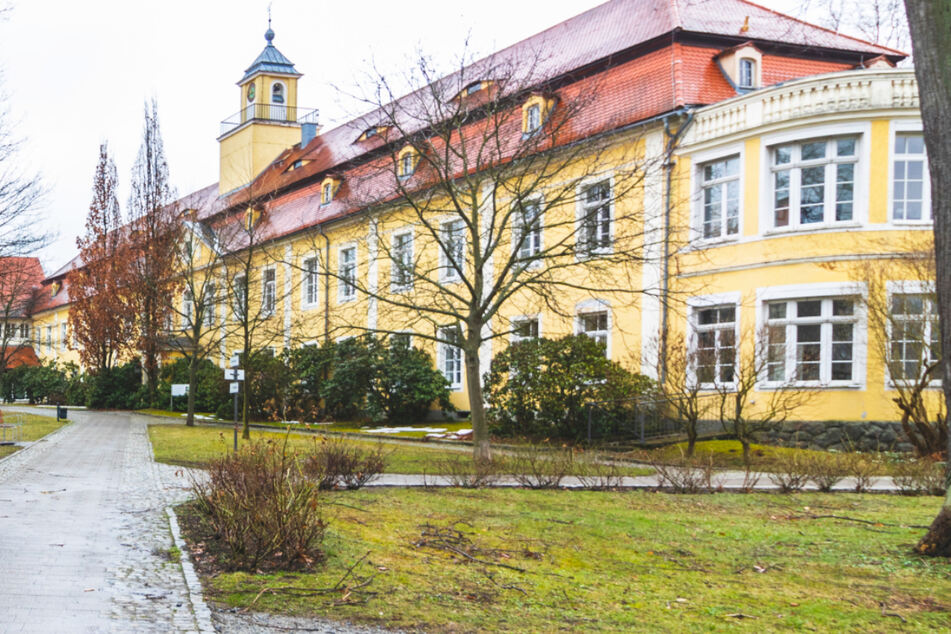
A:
271 82 285 104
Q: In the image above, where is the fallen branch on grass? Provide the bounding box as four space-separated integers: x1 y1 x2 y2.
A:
799 514 929 530
412 523 529 573
241 551 377 610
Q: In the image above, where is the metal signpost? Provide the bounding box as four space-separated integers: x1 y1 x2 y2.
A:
170 383 188 412
225 364 245 452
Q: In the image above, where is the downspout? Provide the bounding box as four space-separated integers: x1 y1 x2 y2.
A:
319 223 331 344
659 107 694 385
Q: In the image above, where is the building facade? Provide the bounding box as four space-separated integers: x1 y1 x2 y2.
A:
25 0 936 426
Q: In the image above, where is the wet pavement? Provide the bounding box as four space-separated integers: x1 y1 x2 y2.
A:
0 409 206 633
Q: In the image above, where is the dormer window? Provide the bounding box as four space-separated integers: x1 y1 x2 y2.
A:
271 82 285 104
321 176 341 205
466 82 482 95
398 147 417 179
526 104 541 133
365 127 377 139
739 58 756 89
522 95 553 137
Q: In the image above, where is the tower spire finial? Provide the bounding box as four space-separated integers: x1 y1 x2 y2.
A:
265 3 275 44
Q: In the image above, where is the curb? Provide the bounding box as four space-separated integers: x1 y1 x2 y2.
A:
167 505 216 634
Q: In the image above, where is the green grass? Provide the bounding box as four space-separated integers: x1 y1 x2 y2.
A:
0 413 70 459
644 439 897 474
147 423 652 476
188 489 951 632
148 423 473 474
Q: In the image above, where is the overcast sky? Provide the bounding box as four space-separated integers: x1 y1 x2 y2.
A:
0 0 823 272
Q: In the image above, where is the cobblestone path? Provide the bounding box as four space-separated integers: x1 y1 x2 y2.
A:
0 410 203 633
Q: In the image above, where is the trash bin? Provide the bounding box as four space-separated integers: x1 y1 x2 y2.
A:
57 405 67 421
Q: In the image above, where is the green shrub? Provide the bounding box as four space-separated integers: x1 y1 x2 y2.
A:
86 361 143 409
159 357 230 413
484 335 657 441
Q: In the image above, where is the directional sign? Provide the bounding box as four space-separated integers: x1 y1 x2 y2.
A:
230 354 241 368
224 369 245 381
230 382 240 394
171 384 189 396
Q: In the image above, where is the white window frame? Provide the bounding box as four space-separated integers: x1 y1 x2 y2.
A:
513 196 544 263
439 219 465 282
45 325 52 353
687 292 741 389
60 323 68 351
232 274 248 322
261 267 277 317
270 80 286 105
575 299 611 358
204 282 217 326
438 326 464 391
182 290 194 328
738 58 756 90
525 103 541 135
301 254 320 309
509 314 541 343
760 123 870 234
756 282 867 389
576 177 614 257
321 182 333 206
338 244 358 303
885 280 941 388
390 230 414 292
889 121 931 224
694 150 742 243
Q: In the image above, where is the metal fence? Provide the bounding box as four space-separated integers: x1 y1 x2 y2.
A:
584 392 736 446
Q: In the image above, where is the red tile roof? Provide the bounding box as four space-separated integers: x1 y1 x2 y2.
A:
4 345 39 369
0 257 44 318
44 0 908 294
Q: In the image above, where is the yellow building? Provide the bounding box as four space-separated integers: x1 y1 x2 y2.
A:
30 0 934 437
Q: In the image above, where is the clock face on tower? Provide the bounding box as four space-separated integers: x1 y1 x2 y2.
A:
247 84 256 102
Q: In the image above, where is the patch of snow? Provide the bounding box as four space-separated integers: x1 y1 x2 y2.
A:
363 426 448 434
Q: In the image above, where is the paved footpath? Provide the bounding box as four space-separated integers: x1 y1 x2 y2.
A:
0 409 205 633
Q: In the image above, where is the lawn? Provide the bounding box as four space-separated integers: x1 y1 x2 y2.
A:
183 489 951 632
642 439 899 474
0 413 70 459
149 423 474 474
147 423 652 476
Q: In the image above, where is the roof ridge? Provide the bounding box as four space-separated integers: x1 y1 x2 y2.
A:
734 0 907 57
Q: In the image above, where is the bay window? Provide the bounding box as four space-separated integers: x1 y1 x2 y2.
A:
893 133 929 222
771 137 857 228
766 297 859 385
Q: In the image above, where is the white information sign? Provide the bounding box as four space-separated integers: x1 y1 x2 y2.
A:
171 384 188 396
230 382 240 394
230 354 241 368
224 369 245 381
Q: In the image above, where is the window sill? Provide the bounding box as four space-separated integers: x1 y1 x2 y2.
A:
758 381 863 390
301 302 320 311
338 296 356 305
763 221 861 236
390 284 413 294
691 235 741 249
890 219 933 227
887 381 942 390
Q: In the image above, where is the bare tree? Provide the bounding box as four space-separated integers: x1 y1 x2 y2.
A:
218 192 297 439
856 238 946 457
125 100 181 403
161 216 231 427
904 0 951 557
316 48 673 461
716 327 812 465
659 333 721 457
795 0 911 54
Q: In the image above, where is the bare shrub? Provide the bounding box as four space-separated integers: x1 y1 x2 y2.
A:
892 458 946 495
803 452 850 492
740 460 763 493
843 452 881 492
434 456 500 488
574 450 625 490
508 443 572 489
649 451 715 493
191 441 325 571
767 451 811 493
302 438 386 490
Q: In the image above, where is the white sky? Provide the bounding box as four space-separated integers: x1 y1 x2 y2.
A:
0 0 812 273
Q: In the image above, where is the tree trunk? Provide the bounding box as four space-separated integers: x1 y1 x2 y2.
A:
740 437 751 465
686 428 697 457
464 343 490 462
905 0 951 555
185 355 196 427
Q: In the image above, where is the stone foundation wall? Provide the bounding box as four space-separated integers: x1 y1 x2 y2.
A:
755 421 914 453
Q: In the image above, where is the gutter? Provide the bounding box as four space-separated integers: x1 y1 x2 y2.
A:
659 107 695 385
